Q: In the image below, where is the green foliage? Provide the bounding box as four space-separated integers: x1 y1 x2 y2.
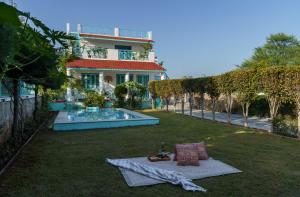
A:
83 90 105 107
249 95 269 117
113 83 127 107
272 116 298 138
45 88 65 102
140 42 153 59
114 81 146 109
148 81 157 99
206 76 220 99
233 69 258 104
125 81 147 109
241 33 300 68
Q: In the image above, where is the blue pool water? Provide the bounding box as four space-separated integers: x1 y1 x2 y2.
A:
53 108 159 131
67 108 140 122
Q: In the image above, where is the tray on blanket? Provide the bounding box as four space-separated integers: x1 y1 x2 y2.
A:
147 155 171 162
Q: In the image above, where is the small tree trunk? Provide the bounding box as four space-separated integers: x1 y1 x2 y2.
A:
225 94 233 124
211 97 216 121
181 96 185 114
268 96 280 132
200 93 204 119
151 97 156 110
166 99 169 112
241 102 250 127
189 93 193 116
173 98 177 112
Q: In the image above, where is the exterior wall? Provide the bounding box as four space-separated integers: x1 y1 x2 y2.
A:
70 69 161 89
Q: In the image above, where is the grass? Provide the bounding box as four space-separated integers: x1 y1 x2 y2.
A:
0 110 299 197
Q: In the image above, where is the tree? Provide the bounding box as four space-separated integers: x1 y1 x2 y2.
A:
114 83 127 107
215 72 236 123
0 3 71 138
241 33 300 68
284 67 300 136
206 76 220 121
125 81 146 109
233 69 258 127
170 79 184 113
182 78 195 116
148 81 157 109
194 77 207 119
258 67 290 131
160 80 172 111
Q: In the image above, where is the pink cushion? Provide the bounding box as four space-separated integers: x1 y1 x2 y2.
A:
174 142 209 161
175 144 199 166
193 143 209 160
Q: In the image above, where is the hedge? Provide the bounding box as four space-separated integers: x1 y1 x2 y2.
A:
149 66 300 135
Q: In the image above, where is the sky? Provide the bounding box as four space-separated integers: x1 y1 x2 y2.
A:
12 0 300 78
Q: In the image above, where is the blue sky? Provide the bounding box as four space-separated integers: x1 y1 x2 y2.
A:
14 0 300 78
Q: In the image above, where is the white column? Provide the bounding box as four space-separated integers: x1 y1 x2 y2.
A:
160 72 166 80
66 69 72 101
114 27 120 37
66 23 70 35
99 72 104 94
125 72 130 82
147 31 153 40
77 24 81 33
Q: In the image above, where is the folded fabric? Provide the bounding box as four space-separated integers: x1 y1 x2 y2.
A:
106 158 207 192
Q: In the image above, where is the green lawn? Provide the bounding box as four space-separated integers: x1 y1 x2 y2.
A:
0 111 299 197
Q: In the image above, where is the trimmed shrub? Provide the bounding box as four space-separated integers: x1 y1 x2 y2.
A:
272 116 298 138
83 90 105 107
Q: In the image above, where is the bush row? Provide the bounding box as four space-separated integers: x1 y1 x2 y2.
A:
149 66 300 135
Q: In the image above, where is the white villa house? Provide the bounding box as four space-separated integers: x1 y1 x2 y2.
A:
66 24 166 101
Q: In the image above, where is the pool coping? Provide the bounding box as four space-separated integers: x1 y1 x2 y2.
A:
53 108 159 131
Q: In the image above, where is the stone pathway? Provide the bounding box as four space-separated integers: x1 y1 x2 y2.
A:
178 109 271 131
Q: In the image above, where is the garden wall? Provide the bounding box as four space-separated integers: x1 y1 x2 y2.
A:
0 96 41 144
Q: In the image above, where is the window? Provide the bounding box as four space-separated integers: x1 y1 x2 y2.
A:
137 75 150 98
116 74 125 85
129 74 134 81
137 75 149 86
81 73 99 90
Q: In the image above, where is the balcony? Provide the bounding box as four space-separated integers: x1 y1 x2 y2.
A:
78 47 155 62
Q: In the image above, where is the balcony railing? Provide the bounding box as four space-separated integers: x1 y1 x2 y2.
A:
118 50 149 61
119 28 148 39
80 25 151 40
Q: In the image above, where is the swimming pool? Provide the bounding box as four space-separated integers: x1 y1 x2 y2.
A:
53 108 159 131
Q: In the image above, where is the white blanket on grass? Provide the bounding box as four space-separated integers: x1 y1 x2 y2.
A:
106 154 242 192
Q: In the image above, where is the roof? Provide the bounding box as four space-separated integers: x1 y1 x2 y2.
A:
67 59 165 71
80 33 154 43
